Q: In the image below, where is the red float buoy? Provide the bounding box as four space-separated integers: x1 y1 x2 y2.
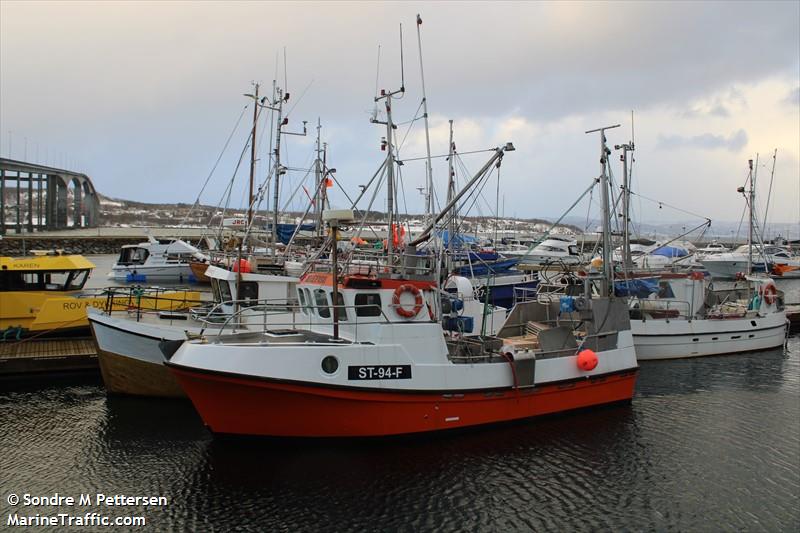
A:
576 349 598 371
232 259 251 273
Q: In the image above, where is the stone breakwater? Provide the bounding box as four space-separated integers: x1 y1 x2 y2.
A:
0 236 144 256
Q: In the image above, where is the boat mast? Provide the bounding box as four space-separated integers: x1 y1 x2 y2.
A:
269 86 307 251
416 14 434 225
271 88 286 250
447 120 456 266
372 29 404 270
314 119 322 238
385 93 397 267
586 123 620 297
747 157 756 275
247 83 259 228
615 136 634 271
321 142 328 221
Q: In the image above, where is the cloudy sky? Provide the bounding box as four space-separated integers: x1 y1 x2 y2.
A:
2 1 798 237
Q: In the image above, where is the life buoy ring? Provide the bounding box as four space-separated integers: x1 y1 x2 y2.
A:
393 284 423 318
761 282 777 305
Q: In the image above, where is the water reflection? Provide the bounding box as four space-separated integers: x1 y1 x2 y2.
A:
1 338 797 531
636 345 790 397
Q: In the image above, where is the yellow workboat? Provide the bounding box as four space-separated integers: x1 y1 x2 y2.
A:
1 251 203 338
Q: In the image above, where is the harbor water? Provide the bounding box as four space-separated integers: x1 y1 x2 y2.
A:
1 337 798 531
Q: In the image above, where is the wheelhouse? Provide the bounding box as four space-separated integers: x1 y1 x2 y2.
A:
116 245 150 266
0 254 95 292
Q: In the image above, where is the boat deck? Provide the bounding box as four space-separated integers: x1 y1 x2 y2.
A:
0 338 98 375
212 329 353 345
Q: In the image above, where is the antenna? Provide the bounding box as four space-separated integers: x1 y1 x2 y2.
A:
283 47 288 92
763 148 778 238
416 13 434 225
374 44 381 98
399 23 406 92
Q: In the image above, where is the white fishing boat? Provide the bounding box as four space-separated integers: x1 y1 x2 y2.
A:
627 159 787 359
89 264 300 397
629 274 787 360
165 265 638 437
109 236 207 283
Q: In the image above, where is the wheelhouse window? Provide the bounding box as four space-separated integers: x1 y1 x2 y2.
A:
117 247 149 265
66 270 90 290
657 282 676 299
354 293 382 317
210 279 220 303
297 288 308 315
166 253 193 263
237 281 259 307
0 269 90 291
334 292 348 321
314 289 331 318
218 280 233 303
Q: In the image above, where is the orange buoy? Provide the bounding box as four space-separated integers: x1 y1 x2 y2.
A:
232 259 251 273
576 349 598 371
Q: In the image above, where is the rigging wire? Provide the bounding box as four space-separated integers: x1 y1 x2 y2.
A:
178 103 249 231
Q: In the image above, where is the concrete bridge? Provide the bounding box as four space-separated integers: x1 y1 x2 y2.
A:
0 158 100 235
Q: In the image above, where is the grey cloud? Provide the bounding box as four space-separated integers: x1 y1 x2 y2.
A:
657 129 748 152
784 87 800 106
0 1 797 223
679 103 730 118
709 105 730 117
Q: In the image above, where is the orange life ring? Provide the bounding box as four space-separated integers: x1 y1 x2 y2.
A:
393 284 423 318
761 282 777 305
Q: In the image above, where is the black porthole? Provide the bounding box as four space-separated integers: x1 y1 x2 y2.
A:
321 356 339 374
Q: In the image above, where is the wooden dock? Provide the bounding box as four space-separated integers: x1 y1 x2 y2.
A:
0 338 98 376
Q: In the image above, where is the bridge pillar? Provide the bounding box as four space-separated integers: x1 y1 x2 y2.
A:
56 178 68 229
83 182 98 227
15 172 21 233
37 174 43 229
72 178 82 227
46 175 56 230
27 173 34 232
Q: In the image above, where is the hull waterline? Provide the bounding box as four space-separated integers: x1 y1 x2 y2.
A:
167 365 638 438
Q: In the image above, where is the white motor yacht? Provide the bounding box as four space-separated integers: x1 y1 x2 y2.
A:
701 244 799 279
501 235 583 265
109 236 208 283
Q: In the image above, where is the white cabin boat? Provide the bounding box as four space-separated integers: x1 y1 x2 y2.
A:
109 237 207 282
630 274 787 360
500 235 582 265
700 244 799 279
